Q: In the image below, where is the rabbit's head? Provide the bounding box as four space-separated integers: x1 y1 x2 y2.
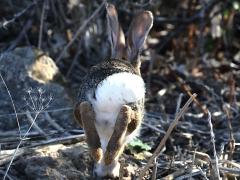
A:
106 3 153 74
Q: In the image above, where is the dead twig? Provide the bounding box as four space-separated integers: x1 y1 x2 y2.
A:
151 158 157 180
38 0 48 49
44 112 65 133
26 111 46 136
219 166 240 175
219 160 240 169
137 93 197 179
3 111 42 180
56 1 106 64
198 0 206 61
2 87 52 180
0 170 14 180
66 40 83 78
0 1 36 29
191 151 211 164
168 65 208 115
161 169 185 179
223 105 235 162
175 93 183 117
142 122 165 134
189 148 197 180
29 134 85 148
197 167 209 180
0 107 73 118
207 110 220 180
5 19 33 52
0 73 21 138
175 168 204 180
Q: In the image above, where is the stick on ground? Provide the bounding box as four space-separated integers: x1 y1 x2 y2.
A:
137 93 197 179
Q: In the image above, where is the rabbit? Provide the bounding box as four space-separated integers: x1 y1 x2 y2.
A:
74 3 153 178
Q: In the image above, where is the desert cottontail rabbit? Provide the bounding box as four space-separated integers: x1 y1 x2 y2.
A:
74 3 153 178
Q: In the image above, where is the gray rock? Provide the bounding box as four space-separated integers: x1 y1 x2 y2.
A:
0 47 74 131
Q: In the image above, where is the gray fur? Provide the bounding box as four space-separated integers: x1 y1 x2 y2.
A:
77 59 144 115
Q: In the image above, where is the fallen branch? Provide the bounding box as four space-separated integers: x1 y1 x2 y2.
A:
219 166 240 175
29 134 85 148
44 112 65 133
0 107 73 118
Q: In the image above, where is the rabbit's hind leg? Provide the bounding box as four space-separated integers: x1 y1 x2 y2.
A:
127 110 142 134
77 101 103 162
74 103 83 128
104 105 132 165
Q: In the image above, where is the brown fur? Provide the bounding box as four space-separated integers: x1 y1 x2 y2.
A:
104 105 131 165
79 101 103 162
75 101 143 166
127 110 142 134
73 103 83 128
90 148 103 162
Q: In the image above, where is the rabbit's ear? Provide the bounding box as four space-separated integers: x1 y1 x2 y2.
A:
127 11 153 69
106 3 126 59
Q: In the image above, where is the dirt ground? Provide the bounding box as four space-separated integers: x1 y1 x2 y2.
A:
1 0 240 179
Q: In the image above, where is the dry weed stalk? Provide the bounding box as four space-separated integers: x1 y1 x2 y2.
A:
223 105 235 162
207 110 220 180
38 0 48 49
175 93 183 116
137 93 197 179
0 73 21 137
189 148 197 180
197 167 209 180
26 111 46 136
3 88 52 180
151 158 157 180
3 112 41 180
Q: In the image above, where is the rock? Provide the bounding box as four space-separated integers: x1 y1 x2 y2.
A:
13 143 91 180
0 47 75 131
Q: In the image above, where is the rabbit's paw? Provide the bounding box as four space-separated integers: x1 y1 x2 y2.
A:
94 160 120 178
127 110 142 134
80 101 93 114
91 148 103 162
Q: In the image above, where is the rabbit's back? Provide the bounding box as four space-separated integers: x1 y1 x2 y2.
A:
78 60 145 150
78 60 141 102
